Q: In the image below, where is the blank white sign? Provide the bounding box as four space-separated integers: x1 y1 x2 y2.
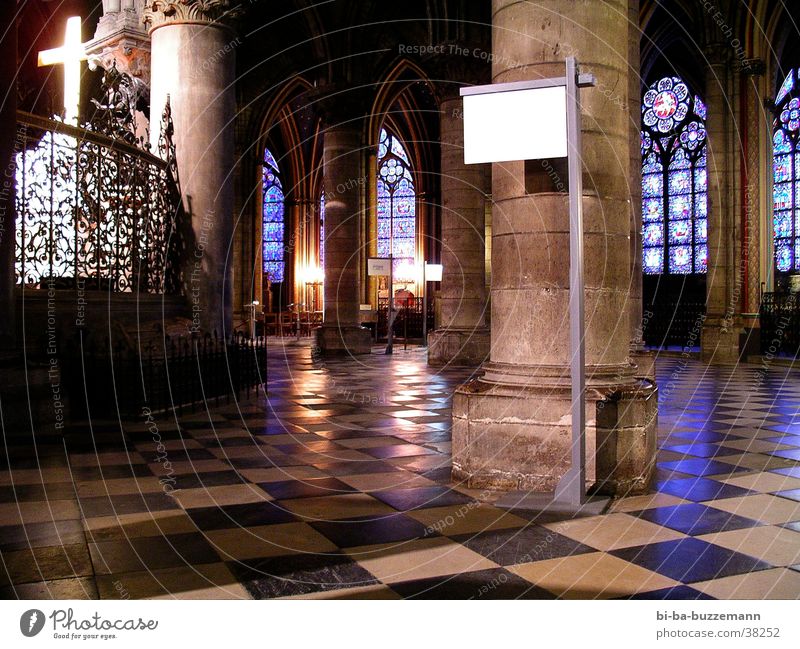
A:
367 258 391 276
462 86 568 164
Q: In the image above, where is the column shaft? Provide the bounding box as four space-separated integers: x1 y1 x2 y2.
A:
428 94 490 365
702 52 741 362
149 21 235 336
315 125 371 355
452 0 657 494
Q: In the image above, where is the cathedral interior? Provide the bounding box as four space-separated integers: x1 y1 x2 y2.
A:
1 0 800 601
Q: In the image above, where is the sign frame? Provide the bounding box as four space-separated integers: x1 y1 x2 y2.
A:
460 58 596 508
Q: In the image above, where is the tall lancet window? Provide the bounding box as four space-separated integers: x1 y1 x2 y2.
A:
262 147 285 282
641 76 708 275
773 69 800 272
377 127 416 279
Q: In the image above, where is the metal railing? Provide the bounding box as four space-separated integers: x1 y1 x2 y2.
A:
14 111 182 294
760 292 800 357
66 332 266 418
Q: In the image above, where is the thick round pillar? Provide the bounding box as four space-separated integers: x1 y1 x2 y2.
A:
626 0 654 379
145 2 236 336
428 94 490 366
701 46 741 363
452 0 656 494
314 124 372 355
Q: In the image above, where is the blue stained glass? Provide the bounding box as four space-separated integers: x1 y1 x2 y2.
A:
393 239 414 258
263 201 283 223
643 174 663 198
669 194 691 220
775 211 792 238
668 219 692 244
669 245 693 274
395 195 414 217
643 223 663 246
694 95 707 119
796 153 800 177
694 167 707 188
774 130 792 154
777 71 795 105
642 152 662 174
796 240 800 272
642 75 707 276
377 127 417 269
262 146 285 280
668 170 691 194
694 218 707 243
264 261 283 283
774 155 792 183
694 244 708 273
643 198 663 222
695 193 707 219
774 183 792 211
776 240 793 272
264 148 280 172
669 149 690 169
393 218 414 237
643 247 663 274
263 222 282 240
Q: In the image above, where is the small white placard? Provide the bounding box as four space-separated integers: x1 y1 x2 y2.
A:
462 85 568 164
368 257 391 276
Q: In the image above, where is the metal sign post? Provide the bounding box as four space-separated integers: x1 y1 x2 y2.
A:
460 58 597 509
368 256 395 354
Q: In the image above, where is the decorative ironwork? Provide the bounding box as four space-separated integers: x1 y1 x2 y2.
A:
90 60 150 147
760 292 800 357
14 111 182 293
375 297 434 341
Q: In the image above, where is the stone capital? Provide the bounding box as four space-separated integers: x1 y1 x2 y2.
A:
142 0 241 33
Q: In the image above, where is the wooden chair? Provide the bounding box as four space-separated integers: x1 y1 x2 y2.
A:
279 311 295 336
299 311 313 336
264 312 278 336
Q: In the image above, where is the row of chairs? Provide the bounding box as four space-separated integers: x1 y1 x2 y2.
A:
263 311 323 337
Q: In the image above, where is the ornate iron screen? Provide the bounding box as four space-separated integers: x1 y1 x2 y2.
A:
14 111 181 294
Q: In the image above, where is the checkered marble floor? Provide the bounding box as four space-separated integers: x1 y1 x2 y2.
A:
2 342 800 599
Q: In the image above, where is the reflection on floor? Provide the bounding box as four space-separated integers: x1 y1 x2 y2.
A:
2 341 800 599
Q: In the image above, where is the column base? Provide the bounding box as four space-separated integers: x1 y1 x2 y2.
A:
314 325 372 356
630 347 656 381
452 369 657 495
427 327 490 366
594 381 658 497
701 318 741 363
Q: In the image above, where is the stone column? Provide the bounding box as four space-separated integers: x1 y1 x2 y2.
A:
144 0 238 335
452 0 657 495
314 94 372 356
626 0 654 380
428 89 490 366
0 0 17 351
701 44 741 362
739 60 765 356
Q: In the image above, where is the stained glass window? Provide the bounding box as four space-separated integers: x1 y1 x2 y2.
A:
262 147 284 282
641 76 707 274
377 127 416 278
773 69 800 273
